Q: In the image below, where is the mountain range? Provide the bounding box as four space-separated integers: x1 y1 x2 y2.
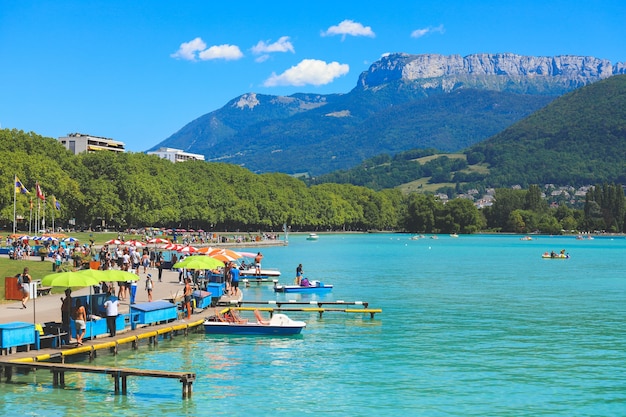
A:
150 53 626 176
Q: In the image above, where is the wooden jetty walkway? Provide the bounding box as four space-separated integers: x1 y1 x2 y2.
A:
220 299 383 318
0 359 196 397
1 317 206 398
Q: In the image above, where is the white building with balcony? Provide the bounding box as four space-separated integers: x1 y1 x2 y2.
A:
147 147 205 163
58 133 125 154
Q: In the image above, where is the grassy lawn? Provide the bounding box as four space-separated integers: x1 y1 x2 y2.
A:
0 257 62 303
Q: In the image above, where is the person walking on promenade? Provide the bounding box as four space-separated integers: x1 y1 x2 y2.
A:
156 252 164 282
19 267 32 309
145 274 154 302
103 290 119 337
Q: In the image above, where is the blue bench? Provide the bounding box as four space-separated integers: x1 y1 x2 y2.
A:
0 322 36 354
130 301 178 330
70 314 127 340
193 290 212 309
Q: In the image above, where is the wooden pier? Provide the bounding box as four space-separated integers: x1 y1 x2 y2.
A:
0 360 195 398
1 318 206 399
221 300 383 318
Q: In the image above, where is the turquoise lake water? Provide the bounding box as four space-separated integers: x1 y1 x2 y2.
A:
1 234 625 416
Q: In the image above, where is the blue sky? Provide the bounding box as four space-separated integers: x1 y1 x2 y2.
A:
1 0 624 152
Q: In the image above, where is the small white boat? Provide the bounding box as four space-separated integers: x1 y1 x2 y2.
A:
204 310 306 335
306 233 319 240
274 279 333 293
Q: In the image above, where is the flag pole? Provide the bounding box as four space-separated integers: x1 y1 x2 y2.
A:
13 175 17 235
36 197 40 235
29 198 33 235
42 197 46 233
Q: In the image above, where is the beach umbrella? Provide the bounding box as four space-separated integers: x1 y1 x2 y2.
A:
196 246 216 254
105 239 123 245
41 271 101 288
86 269 140 282
173 256 224 270
147 237 170 244
177 245 198 254
208 253 238 263
164 243 183 251
124 239 146 247
209 248 242 259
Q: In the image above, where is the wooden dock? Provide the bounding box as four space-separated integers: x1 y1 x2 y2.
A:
0 360 196 397
1 318 206 399
221 300 383 318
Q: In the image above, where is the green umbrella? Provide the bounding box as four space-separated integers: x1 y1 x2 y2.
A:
41 271 101 288
173 256 224 270
85 269 140 282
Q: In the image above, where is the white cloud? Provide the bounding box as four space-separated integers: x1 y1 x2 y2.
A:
171 38 243 61
264 59 349 87
198 44 244 61
411 24 445 39
251 36 295 55
322 19 375 40
170 37 207 61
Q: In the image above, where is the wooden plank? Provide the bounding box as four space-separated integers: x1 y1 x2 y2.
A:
0 360 195 380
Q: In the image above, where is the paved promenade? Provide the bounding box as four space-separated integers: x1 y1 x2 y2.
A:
1 266 201 325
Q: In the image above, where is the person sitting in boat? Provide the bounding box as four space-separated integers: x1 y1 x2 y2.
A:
254 309 270 325
225 308 247 324
550 251 557 258
300 277 311 287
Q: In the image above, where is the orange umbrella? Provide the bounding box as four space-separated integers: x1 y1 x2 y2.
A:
196 246 216 254
209 253 238 263
209 248 242 259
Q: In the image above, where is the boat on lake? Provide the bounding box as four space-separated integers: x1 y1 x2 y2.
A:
306 233 319 240
542 251 570 259
203 310 306 335
274 279 333 293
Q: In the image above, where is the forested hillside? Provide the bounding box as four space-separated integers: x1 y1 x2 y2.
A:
467 74 626 187
313 75 626 193
2 129 623 234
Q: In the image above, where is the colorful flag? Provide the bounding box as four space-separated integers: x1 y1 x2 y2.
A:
36 182 45 200
51 195 61 210
30 198 33 210
15 176 29 194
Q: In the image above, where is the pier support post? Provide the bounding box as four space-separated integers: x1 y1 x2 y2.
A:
182 378 194 398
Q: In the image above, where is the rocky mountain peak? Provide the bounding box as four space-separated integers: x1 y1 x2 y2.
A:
358 53 626 93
